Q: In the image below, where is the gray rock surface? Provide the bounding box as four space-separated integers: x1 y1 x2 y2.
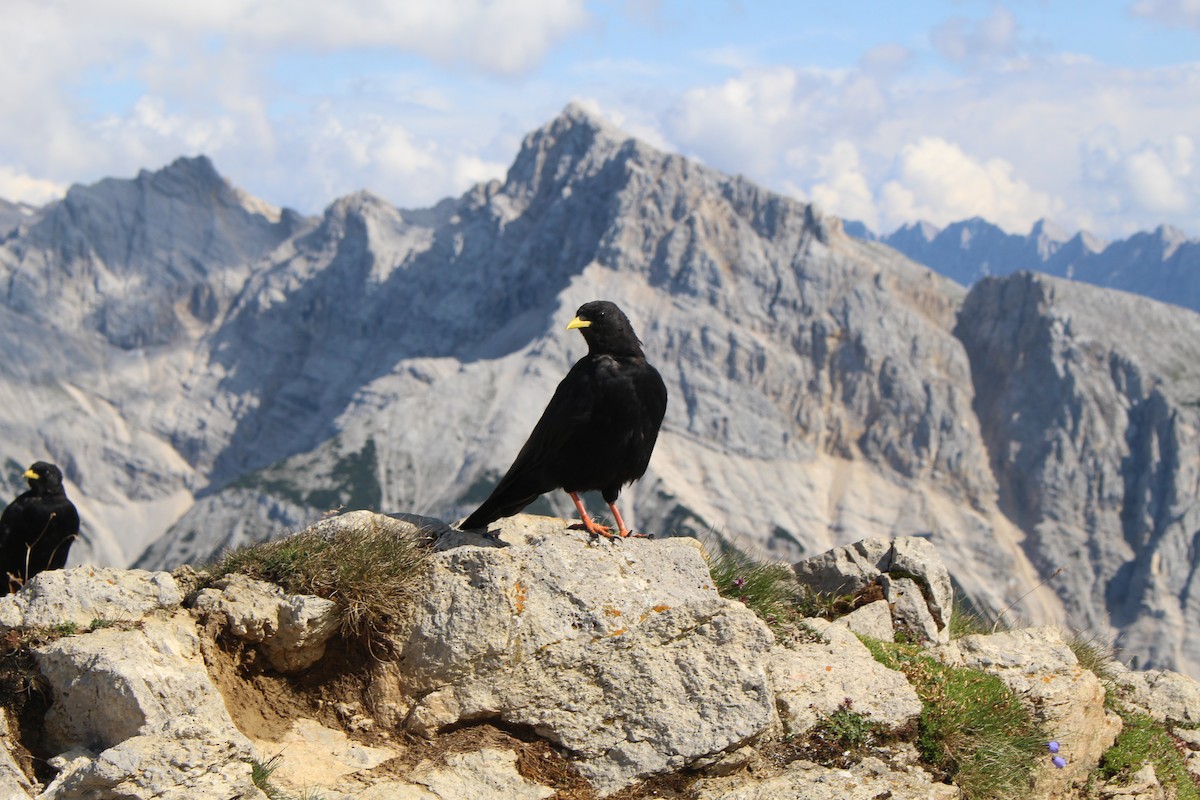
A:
193 573 340 672
1111 662 1200 727
35 614 252 754
399 514 776 794
0 713 35 798
793 536 954 643
0 567 182 631
32 629 266 799
1 522 1200 797
767 618 921 735
693 756 959 800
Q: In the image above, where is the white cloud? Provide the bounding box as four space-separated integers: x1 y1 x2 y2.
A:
0 167 66 206
807 141 879 230
0 1 1195 239
1122 137 1195 214
876 137 1063 232
657 52 1199 237
1130 0 1200 31
40 0 593 74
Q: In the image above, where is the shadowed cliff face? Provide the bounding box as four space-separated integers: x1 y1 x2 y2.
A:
956 271 1200 672
5 106 1200 676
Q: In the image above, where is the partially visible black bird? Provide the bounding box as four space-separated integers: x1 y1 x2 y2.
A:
0 462 80 594
461 300 668 538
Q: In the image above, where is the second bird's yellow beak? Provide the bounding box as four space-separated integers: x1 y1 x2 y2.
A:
566 316 592 331
22 469 37 481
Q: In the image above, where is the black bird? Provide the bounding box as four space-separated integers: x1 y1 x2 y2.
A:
0 462 80 594
461 300 668 538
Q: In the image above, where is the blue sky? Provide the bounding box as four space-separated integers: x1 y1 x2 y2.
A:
1 1 1197 240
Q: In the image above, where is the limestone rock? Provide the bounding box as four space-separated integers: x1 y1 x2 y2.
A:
838 599 893 641
793 537 953 643
322 748 555 800
938 627 1121 799
39 732 266 800
408 749 555 800
0 567 181 631
32 613 261 800
0 712 35 799
1111 663 1200 727
193 573 340 672
35 614 248 752
692 755 959 799
249 718 397 795
1096 763 1165 799
957 272 1200 675
768 618 921 735
399 515 776 795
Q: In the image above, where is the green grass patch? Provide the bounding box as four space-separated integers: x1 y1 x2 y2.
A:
792 586 868 621
948 598 997 639
704 543 796 628
862 638 1046 800
1099 712 1200 799
815 698 888 750
208 514 432 648
1064 628 1116 682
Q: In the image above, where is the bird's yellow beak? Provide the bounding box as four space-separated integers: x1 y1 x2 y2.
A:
566 316 591 331
22 469 37 481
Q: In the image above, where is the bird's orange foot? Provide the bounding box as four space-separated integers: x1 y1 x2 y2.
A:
569 517 618 538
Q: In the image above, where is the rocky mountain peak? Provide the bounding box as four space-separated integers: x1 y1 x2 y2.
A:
1030 218 1067 241
500 103 632 210
0 156 308 348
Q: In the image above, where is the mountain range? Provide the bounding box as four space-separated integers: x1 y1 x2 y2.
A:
847 216 1200 314
3 104 1200 676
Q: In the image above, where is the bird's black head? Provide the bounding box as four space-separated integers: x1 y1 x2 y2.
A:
24 462 65 494
567 301 645 357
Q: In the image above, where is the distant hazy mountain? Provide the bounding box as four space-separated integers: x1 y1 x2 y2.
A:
5 105 1200 676
850 216 1200 313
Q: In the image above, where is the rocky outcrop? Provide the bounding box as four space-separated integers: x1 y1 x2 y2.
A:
793 536 954 644
0 511 1198 798
399 515 777 794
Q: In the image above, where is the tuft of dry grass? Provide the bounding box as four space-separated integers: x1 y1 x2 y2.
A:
208 515 432 648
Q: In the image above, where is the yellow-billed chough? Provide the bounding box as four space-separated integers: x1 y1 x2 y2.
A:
461 300 668 538
0 461 80 594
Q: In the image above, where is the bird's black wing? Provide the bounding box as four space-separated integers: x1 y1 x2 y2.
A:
461 359 597 528
38 499 80 571
636 361 668 465
0 496 31 593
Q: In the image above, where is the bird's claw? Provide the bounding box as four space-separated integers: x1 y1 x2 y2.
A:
569 518 622 539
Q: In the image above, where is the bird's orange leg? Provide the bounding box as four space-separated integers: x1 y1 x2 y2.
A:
607 503 650 538
567 491 616 538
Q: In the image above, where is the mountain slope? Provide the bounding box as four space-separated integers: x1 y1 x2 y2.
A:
0 156 311 565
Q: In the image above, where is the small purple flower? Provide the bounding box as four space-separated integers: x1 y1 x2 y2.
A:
1047 741 1060 754
732 577 747 589
1052 756 1067 769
